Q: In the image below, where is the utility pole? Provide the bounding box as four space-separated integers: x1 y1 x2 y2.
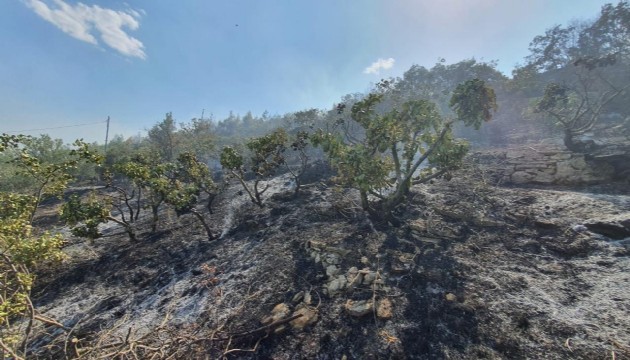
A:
104 116 110 153
201 108 205 120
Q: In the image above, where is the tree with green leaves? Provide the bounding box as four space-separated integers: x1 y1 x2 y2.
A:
220 129 288 207
0 135 102 223
519 2 630 151
0 134 102 357
534 58 630 152
177 118 216 164
165 152 218 240
115 153 173 233
0 192 66 358
313 79 496 214
148 112 179 162
60 192 137 241
285 131 310 197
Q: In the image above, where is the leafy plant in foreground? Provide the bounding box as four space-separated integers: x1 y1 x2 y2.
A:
0 134 101 358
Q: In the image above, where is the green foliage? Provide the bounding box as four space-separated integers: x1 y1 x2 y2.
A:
284 131 311 196
533 66 630 152
148 112 178 162
536 83 570 112
115 153 173 233
314 79 496 213
0 193 65 266
220 146 244 171
0 134 99 355
0 192 63 354
0 135 103 223
60 194 111 239
178 118 216 163
450 79 498 127
220 129 288 207
0 138 77 355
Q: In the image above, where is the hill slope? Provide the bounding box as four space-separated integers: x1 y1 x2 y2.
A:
30 166 630 359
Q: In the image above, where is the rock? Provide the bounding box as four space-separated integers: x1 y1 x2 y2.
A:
432 208 469 221
514 162 553 170
534 219 562 229
325 254 341 265
506 152 524 159
473 217 503 227
362 271 377 285
412 236 441 245
584 220 630 240
409 219 428 232
531 170 556 184
376 298 393 319
303 291 312 305
391 256 413 273
431 226 461 239
445 293 457 302
511 171 535 184
290 306 318 330
326 265 340 277
326 275 347 296
261 303 290 325
347 272 364 287
292 291 304 304
571 224 588 232
549 153 572 160
345 299 374 317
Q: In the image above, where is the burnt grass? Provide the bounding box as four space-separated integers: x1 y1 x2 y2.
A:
28 166 630 359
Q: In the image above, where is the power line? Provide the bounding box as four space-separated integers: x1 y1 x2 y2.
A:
4 120 107 134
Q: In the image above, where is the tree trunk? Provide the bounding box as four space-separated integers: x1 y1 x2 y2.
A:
151 204 159 233
107 216 136 241
253 180 264 208
190 209 215 241
293 178 301 198
360 190 369 210
564 130 600 153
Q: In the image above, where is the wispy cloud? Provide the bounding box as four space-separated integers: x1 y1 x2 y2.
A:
24 0 146 59
363 57 395 74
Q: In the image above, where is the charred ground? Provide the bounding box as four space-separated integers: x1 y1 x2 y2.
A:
25 154 630 359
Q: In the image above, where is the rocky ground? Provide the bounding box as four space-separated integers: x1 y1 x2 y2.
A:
27 158 630 359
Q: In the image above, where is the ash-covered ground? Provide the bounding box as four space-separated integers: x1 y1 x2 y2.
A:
29 160 630 359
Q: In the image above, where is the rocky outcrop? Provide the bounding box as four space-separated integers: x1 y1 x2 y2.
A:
475 146 617 185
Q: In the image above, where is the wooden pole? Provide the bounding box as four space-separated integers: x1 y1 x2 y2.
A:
104 116 110 153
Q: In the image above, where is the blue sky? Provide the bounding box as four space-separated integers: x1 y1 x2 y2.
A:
0 0 612 144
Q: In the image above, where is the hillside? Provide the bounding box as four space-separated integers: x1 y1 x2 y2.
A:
27 157 630 359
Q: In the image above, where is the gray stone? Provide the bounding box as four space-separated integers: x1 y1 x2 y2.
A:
292 291 304 303
326 265 340 277
531 170 556 184
363 271 377 285
326 275 347 296
345 299 374 317
511 171 535 183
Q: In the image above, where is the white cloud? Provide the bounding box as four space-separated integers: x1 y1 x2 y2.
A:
363 57 395 74
24 0 146 59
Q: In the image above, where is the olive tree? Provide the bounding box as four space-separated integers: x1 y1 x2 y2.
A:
534 58 630 152
165 153 218 240
313 79 496 213
0 134 101 357
220 129 288 207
